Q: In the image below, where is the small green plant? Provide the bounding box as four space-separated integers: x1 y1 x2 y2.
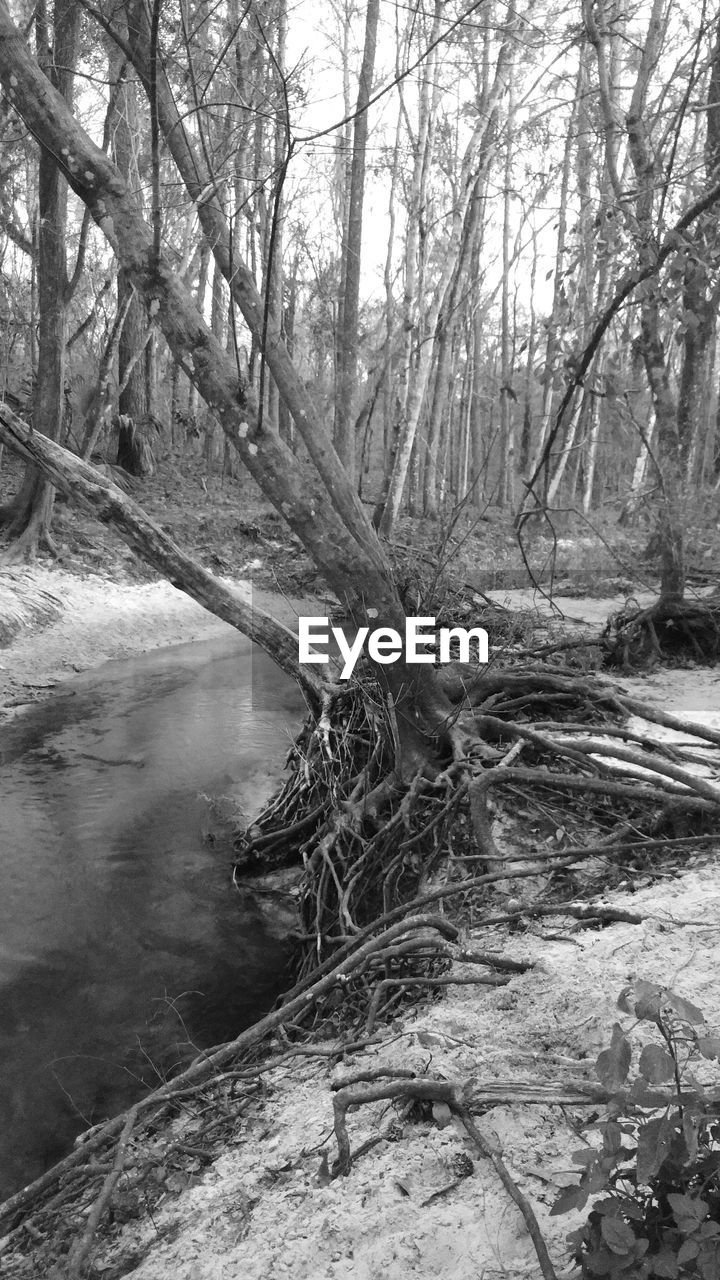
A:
552 979 720 1278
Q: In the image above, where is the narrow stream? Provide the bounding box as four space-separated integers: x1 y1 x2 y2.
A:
0 633 305 1200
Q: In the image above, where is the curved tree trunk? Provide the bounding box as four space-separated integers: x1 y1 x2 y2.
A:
0 400 318 696
0 0 454 768
121 0 382 572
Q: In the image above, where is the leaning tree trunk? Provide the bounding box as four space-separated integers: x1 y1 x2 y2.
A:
0 402 317 695
0 0 453 768
121 0 383 572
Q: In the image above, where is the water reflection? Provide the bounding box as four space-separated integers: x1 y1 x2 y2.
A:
0 633 303 1198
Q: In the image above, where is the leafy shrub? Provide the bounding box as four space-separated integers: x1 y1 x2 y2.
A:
552 979 720 1278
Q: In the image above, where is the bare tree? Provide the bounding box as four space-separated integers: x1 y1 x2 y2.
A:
0 0 454 758
0 0 81 558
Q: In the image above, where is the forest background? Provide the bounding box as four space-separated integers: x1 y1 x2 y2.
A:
1 0 719 616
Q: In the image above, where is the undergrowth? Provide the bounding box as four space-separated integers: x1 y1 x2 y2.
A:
554 980 720 1279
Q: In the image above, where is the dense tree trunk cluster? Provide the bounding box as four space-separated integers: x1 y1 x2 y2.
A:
0 0 717 577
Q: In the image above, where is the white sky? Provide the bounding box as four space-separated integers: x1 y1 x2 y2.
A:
281 0 574 317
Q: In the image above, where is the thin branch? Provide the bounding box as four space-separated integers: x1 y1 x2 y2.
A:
458 1107 559 1280
519 168 720 525
66 61 128 301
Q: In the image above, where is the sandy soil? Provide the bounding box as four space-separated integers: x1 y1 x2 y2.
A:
0 565 317 716
88 862 720 1280
2 566 720 1280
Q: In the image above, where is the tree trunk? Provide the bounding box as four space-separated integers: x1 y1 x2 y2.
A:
121 0 383 572
581 361 602 514
334 0 380 480
80 288 134 459
0 0 453 760
372 0 443 525
116 276 151 475
0 0 79 559
469 240 487 506
525 71 577 491
547 393 584 504
677 14 720 485
0 400 318 696
621 411 656 520
377 10 514 534
638 294 686 602
107 31 152 477
625 0 686 604
498 68 516 507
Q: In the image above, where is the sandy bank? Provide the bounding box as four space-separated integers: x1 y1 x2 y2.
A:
2 565 720 1280
0 565 315 716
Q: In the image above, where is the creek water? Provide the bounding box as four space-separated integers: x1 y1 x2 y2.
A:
0 632 304 1200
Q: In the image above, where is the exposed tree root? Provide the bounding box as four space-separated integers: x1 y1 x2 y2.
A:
65 1106 139 1280
329 1067 596 1280
603 595 720 666
3 658 719 1275
234 666 720 992
0 915 458 1272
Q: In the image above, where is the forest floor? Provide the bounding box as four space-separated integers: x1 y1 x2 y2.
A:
6 444 718 710
2 452 720 1279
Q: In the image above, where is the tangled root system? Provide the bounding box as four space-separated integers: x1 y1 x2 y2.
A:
603 596 720 667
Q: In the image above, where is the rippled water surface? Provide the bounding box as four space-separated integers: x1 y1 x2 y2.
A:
0 633 304 1198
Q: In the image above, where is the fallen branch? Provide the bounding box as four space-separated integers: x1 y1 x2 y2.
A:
457 1106 559 1280
65 1105 139 1278
366 974 510 1034
330 1070 562 1280
0 914 457 1233
609 691 720 748
0 402 321 700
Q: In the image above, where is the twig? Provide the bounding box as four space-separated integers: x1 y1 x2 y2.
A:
66 1104 138 1278
332 1076 466 1176
457 1107 559 1280
0 915 457 1231
331 1070 561 1280
366 974 510 1034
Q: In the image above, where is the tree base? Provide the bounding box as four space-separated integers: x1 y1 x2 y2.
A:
602 597 720 667
0 473 56 563
233 666 720 1032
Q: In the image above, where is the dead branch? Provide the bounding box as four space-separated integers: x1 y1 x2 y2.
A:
608 691 720 747
457 1107 559 1280
0 914 458 1236
65 1105 138 1278
332 1075 467 1176
366 974 510 1033
330 1070 563 1280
